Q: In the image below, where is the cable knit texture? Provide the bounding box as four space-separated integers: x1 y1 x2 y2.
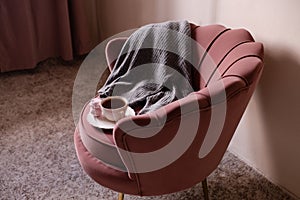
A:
98 21 194 114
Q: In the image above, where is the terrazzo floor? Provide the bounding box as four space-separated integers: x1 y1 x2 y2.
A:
0 58 296 200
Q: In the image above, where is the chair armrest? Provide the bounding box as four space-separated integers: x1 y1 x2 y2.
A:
113 92 211 175
113 76 248 176
105 37 127 71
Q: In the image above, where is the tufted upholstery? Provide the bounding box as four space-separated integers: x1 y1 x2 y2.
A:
74 23 264 197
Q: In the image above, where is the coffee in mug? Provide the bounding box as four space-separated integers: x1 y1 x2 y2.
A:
100 96 128 121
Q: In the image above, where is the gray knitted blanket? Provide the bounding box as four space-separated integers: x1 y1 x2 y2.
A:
98 21 194 114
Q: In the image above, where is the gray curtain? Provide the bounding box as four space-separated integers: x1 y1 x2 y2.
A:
0 0 103 72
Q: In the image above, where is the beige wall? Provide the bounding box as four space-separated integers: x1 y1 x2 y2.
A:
98 0 215 39
215 0 300 198
99 0 300 197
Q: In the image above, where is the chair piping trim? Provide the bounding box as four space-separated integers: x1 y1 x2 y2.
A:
221 55 263 86
197 28 231 71
204 40 253 87
121 134 143 195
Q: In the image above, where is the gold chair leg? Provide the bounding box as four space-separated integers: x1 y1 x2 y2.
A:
202 178 209 200
118 193 124 200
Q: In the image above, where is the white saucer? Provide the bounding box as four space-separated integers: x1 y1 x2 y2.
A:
87 107 135 129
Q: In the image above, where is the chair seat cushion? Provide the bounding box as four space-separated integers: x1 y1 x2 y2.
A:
78 102 126 171
74 129 139 195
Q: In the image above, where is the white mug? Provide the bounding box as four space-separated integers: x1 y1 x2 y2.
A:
100 96 128 121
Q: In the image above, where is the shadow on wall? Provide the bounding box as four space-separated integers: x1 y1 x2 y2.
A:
98 0 175 39
256 47 300 187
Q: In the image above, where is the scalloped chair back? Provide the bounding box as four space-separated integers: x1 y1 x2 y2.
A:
74 23 264 200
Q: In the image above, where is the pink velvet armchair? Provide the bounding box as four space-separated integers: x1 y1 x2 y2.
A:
74 23 264 200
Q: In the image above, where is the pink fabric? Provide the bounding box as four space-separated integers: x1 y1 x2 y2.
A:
78 102 126 171
105 37 127 71
74 129 139 195
0 0 102 72
74 23 264 196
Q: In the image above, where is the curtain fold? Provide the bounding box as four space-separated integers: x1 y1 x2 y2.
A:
0 0 102 72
